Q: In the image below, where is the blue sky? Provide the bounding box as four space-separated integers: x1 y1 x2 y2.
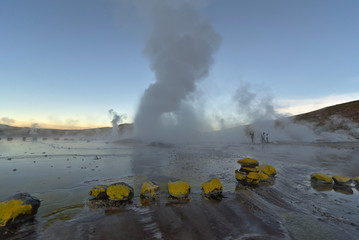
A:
1 0 358 129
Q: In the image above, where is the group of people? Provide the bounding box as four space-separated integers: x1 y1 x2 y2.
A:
261 132 269 144
248 130 269 144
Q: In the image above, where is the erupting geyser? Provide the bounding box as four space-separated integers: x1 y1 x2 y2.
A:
134 2 221 141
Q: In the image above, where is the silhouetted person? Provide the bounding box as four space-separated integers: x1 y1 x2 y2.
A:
266 133 268 143
250 132 254 143
261 132 265 144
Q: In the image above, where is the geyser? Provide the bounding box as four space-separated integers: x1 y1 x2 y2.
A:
134 2 221 141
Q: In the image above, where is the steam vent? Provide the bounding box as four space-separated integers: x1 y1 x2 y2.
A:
0 193 40 227
235 158 276 186
201 178 223 200
168 181 191 199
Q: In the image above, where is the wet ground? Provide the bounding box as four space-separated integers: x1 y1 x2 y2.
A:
0 138 358 239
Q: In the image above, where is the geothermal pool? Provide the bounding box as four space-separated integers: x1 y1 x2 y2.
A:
0 138 358 239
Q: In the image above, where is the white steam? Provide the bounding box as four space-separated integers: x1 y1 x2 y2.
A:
108 109 126 137
29 123 39 135
1 117 15 125
233 82 280 125
134 2 221 141
129 1 357 144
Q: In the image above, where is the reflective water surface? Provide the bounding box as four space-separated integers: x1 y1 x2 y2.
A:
0 138 358 239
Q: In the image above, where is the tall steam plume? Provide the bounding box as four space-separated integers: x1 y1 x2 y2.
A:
134 2 221 140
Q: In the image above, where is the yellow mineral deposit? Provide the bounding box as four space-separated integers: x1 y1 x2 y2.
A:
89 185 107 198
237 158 259 167
0 200 32 227
141 181 160 197
258 165 277 176
245 172 269 185
332 176 352 185
240 166 259 173
168 181 190 198
311 173 333 184
235 170 247 181
106 183 133 200
202 178 223 194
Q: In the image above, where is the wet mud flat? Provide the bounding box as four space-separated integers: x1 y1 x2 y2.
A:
0 139 358 239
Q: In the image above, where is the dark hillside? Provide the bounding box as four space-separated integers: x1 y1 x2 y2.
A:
294 100 359 125
293 100 359 138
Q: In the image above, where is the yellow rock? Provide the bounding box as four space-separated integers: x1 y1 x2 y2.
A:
106 182 134 201
141 181 160 198
202 178 223 194
332 176 352 185
235 170 247 181
0 200 32 227
168 181 191 198
89 185 107 199
311 173 333 184
237 158 259 167
258 165 277 176
245 172 269 185
239 166 259 173
354 176 359 184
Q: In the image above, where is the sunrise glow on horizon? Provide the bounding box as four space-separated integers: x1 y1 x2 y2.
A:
1 1 358 130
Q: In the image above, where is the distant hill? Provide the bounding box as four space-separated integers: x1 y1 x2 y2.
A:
294 100 359 124
294 100 359 125
293 100 359 138
1 101 358 138
0 123 133 137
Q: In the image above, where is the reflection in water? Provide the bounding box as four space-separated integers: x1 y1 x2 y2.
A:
42 204 85 231
311 182 333 192
333 185 354 195
0 140 359 239
311 180 355 195
139 197 160 207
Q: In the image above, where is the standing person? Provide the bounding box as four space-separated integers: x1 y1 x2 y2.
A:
250 131 254 144
261 132 265 144
266 133 269 143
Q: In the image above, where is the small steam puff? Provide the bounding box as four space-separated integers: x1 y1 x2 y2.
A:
108 109 126 137
1 117 15 125
209 81 358 143
29 123 39 135
134 2 221 141
233 82 279 125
